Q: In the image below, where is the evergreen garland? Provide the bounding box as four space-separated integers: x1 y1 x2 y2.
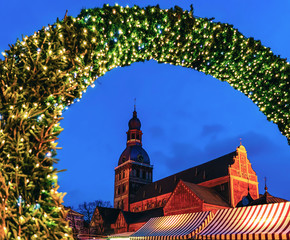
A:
0 4 289 239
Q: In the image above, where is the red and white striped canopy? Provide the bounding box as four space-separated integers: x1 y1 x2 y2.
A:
198 202 290 240
131 211 212 240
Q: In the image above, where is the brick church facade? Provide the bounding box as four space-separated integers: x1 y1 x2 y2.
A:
90 108 262 235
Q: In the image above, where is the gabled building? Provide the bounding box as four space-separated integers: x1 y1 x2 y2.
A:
112 208 164 234
129 143 259 212
65 207 85 237
90 207 120 236
163 180 229 215
91 108 265 235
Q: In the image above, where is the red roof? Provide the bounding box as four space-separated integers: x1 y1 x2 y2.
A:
249 191 288 206
182 181 230 207
131 151 236 203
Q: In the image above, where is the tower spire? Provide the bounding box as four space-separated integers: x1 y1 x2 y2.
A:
264 177 268 192
133 98 137 118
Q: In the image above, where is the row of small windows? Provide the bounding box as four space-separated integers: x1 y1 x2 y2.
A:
127 133 141 141
132 169 152 180
116 169 152 181
116 184 127 195
118 170 126 180
131 199 167 212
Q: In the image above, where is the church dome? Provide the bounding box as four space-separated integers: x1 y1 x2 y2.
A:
128 111 141 130
118 145 150 165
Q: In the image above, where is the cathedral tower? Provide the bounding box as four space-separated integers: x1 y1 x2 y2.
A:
114 107 153 211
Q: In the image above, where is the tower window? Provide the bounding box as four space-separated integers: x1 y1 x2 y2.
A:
142 171 146 179
136 134 140 140
132 133 135 139
136 169 140 177
123 170 125 178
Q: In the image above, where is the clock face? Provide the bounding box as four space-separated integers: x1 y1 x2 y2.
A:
137 154 144 162
242 197 249 205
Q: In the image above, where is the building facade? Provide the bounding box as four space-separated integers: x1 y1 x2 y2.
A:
91 108 265 235
65 207 85 238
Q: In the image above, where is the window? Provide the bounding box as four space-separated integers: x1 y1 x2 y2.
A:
132 133 135 139
123 170 125 178
136 134 140 140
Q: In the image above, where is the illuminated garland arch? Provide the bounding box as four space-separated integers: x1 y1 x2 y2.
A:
0 4 289 239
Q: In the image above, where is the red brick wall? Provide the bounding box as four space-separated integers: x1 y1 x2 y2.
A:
130 193 171 212
113 212 128 234
231 178 259 207
163 182 203 216
229 146 259 207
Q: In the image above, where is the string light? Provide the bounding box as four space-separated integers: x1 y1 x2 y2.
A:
0 4 288 239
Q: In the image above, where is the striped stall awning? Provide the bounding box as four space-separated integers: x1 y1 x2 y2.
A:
198 202 290 240
130 211 212 240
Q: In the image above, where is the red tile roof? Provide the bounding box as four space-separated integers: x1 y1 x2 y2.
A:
249 191 288 206
121 208 164 224
182 181 230 207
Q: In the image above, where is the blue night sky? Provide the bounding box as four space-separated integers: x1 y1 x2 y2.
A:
1 0 289 208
